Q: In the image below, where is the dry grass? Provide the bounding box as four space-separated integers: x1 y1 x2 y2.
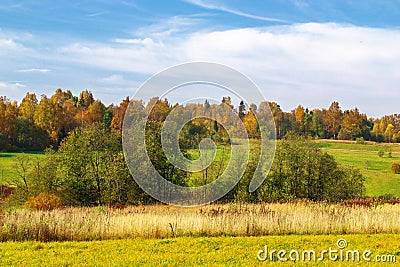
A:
1 202 399 241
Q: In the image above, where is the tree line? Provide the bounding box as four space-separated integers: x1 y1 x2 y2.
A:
1 89 399 152
7 125 364 207
1 90 367 207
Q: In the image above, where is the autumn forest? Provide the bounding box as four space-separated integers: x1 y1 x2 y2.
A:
0 88 399 152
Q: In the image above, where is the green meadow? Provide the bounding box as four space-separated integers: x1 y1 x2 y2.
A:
1 140 400 197
0 234 398 266
313 140 400 152
0 152 45 182
0 142 399 266
314 141 400 197
183 139 400 197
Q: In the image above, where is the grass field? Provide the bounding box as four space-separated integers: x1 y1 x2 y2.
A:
313 140 400 197
185 139 400 197
313 140 400 152
323 149 400 197
0 152 45 182
1 144 399 266
0 234 398 266
186 144 231 186
1 140 400 196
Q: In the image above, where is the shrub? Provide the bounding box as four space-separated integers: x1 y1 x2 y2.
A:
391 162 400 174
342 196 400 207
356 137 365 144
256 134 365 202
365 160 370 170
378 149 385 157
25 193 63 211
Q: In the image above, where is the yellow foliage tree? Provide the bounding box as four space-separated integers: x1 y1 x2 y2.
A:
385 123 395 143
242 110 259 138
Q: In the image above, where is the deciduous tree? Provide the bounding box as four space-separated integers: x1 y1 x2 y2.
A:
19 93 38 122
324 101 342 139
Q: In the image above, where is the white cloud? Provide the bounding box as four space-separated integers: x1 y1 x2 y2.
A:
86 11 106 17
183 23 400 77
17 68 51 73
0 38 19 49
0 81 26 89
0 30 32 45
48 23 399 116
113 38 155 46
133 15 208 39
290 0 310 8
56 34 183 74
15 82 26 88
183 0 288 22
0 31 33 60
100 74 124 83
2 22 400 116
0 82 27 102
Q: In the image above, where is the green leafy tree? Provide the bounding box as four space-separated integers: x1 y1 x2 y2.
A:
238 100 246 120
257 132 365 202
15 117 51 151
103 105 114 128
58 123 122 206
145 121 187 187
310 109 325 138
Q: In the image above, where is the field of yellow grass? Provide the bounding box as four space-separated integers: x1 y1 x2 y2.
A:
1 203 399 241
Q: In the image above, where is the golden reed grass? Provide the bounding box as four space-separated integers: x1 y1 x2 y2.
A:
0 202 399 241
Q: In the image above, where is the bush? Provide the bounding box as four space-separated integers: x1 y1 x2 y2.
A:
378 149 385 157
25 193 63 211
256 134 365 202
356 137 365 144
391 163 400 174
365 160 370 170
342 196 400 207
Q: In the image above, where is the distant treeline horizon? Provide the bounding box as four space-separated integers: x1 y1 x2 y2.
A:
1 88 399 152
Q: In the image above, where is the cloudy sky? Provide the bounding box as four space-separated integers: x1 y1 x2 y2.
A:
0 0 399 117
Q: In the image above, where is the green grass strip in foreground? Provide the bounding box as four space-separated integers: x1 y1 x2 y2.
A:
0 234 399 266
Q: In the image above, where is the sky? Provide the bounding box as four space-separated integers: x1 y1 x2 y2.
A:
0 0 399 117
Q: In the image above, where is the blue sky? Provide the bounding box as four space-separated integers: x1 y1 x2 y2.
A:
0 0 400 117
